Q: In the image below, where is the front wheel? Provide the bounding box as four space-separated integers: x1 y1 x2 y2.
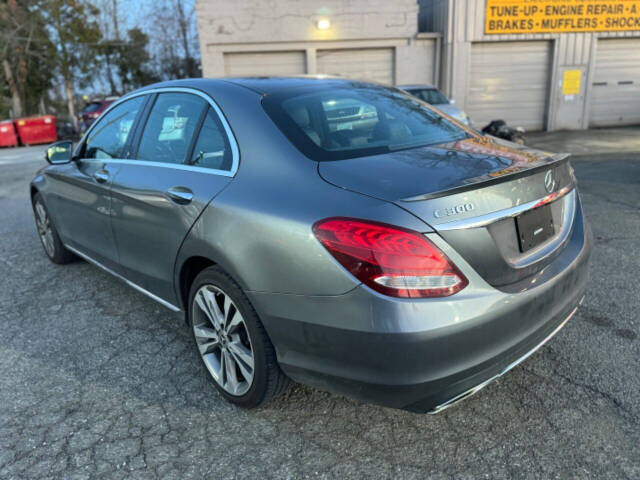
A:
32 193 75 264
188 266 290 408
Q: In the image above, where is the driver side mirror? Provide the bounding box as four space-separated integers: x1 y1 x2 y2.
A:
45 140 73 165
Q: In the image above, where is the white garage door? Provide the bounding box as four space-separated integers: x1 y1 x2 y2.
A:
223 51 306 77
467 41 551 131
316 48 394 85
590 38 640 127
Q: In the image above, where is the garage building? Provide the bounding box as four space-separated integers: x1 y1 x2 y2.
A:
196 0 640 131
423 0 640 131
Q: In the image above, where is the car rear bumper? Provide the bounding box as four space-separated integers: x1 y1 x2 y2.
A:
247 205 591 413
427 302 579 413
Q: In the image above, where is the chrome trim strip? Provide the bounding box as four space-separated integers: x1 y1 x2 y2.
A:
77 158 235 177
428 303 580 414
79 86 240 178
65 244 182 312
435 187 575 231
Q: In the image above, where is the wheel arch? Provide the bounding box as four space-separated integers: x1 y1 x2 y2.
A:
177 255 216 319
30 184 39 203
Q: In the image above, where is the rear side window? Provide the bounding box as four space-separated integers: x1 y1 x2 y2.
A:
262 85 468 161
137 93 207 164
84 96 145 159
188 107 233 171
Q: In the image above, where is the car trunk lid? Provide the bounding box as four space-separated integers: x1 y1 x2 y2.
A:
318 136 577 288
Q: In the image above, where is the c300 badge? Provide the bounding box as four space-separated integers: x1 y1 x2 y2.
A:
433 203 475 219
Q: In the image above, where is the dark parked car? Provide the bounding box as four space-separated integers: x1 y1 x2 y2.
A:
77 97 118 132
31 78 591 413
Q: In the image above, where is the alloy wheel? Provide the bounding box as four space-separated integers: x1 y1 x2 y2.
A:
192 284 255 396
35 202 55 258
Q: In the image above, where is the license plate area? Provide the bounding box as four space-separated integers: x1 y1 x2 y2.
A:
515 204 555 253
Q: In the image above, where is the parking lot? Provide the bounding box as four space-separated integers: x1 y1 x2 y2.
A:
0 144 638 479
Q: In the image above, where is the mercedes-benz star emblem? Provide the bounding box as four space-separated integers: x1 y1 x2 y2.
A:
544 170 556 193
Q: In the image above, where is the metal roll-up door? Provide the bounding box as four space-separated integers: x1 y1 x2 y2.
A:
467 41 551 131
223 51 306 77
316 48 395 85
590 38 640 127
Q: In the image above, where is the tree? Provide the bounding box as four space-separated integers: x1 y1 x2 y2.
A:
115 28 160 91
41 0 102 125
93 0 121 95
148 0 201 80
0 0 54 117
174 0 199 78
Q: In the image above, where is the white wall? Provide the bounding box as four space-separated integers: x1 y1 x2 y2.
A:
195 0 439 86
196 0 419 47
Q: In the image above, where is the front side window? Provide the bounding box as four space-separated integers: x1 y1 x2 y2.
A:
188 107 233 171
407 88 449 105
136 93 207 164
263 85 468 161
84 96 145 159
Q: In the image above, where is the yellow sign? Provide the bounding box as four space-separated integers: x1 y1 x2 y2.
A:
485 0 640 34
562 70 582 95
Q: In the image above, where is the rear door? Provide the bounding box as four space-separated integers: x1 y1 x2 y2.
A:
47 95 147 271
110 89 238 305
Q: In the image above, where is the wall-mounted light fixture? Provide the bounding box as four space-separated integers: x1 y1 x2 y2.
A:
316 18 331 30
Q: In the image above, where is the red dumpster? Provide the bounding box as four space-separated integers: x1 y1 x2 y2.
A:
0 120 19 147
15 115 58 145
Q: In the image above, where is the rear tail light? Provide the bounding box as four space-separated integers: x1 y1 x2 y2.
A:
313 218 468 298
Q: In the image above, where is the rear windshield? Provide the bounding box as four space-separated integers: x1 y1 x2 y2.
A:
406 88 449 105
262 85 468 161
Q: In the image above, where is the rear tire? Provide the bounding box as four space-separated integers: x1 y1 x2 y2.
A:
32 193 75 264
188 266 290 408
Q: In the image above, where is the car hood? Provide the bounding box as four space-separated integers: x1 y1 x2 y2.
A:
318 135 568 202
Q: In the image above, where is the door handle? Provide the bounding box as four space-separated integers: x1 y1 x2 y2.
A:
166 186 193 204
93 170 110 183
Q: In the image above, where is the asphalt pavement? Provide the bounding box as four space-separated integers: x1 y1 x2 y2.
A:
0 144 638 479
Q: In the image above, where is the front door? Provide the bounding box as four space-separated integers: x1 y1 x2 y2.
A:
48 95 147 270
110 91 237 305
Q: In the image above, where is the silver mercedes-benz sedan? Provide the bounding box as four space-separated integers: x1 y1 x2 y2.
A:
31 77 591 413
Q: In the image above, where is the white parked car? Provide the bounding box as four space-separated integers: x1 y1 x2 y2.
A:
400 84 472 126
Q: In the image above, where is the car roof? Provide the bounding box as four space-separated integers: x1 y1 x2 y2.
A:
131 76 393 97
221 75 371 94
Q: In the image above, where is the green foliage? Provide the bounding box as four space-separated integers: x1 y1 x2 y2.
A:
0 81 10 119
0 0 201 119
0 0 56 117
41 0 102 83
100 27 160 94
